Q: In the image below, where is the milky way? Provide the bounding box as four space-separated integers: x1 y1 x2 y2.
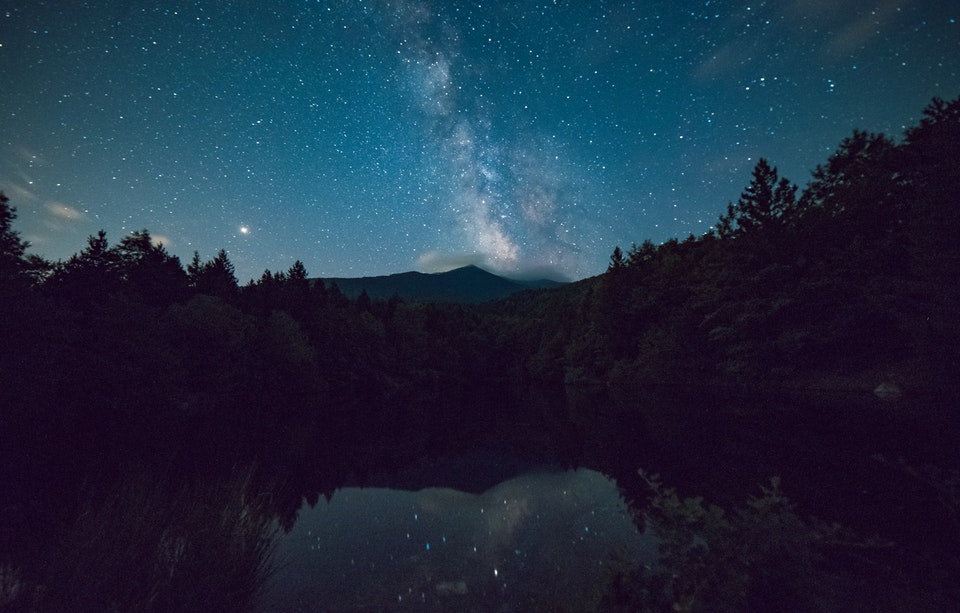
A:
1 1 957 281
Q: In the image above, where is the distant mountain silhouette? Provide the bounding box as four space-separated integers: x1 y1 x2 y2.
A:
314 265 565 303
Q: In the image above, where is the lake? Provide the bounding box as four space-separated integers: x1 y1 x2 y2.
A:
260 469 654 612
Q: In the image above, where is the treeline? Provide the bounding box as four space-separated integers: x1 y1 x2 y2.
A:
0 199 517 609
0 96 958 610
495 96 960 400
0 212 517 505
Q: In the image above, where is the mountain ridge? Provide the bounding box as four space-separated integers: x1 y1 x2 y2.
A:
313 265 565 303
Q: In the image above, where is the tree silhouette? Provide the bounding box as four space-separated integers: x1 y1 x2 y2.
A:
902 96 960 275
287 260 308 282
46 230 122 302
798 130 904 273
719 158 796 241
626 239 656 268
0 192 30 283
800 130 897 219
77 230 120 279
608 245 625 271
186 251 204 287
115 230 187 305
283 260 312 318
355 288 372 312
190 249 239 300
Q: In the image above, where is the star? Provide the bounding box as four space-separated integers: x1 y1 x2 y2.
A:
0 1 956 282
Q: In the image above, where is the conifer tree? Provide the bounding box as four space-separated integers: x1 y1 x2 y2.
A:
720 158 796 239
187 251 204 288
608 245 625 271
0 192 30 282
287 260 308 281
192 249 239 300
114 230 187 304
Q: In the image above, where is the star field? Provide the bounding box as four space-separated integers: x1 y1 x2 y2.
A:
2 1 957 282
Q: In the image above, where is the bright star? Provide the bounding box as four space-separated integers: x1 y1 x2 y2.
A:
239 226 250 234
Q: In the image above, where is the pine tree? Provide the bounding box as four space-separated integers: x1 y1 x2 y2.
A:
47 230 121 301
284 260 312 320
187 251 204 288
902 96 960 278
608 245 625 271
355 288 372 312
0 192 30 282
626 240 657 268
797 130 903 271
287 260 308 281
193 249 238 300
114 230 187 305
722 158 796 238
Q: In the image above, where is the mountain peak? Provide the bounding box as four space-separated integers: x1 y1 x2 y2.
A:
438 264 495 276
316 265 564 303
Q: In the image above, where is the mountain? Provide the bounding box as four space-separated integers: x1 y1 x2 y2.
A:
313 265 565 303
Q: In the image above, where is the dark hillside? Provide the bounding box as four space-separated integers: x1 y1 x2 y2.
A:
316 264 564 303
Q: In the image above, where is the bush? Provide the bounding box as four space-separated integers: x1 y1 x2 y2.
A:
5 466 278 613
600 471 839 613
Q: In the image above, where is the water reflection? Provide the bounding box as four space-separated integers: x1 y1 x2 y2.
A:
261 469 653 611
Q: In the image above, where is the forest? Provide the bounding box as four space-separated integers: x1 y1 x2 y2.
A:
1 96 958 611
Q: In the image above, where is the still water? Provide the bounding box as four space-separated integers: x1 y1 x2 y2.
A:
260 469 653 611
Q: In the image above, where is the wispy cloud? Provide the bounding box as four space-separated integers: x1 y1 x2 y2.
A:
150 233 172 249
822 0 905 57
4 183 38 204
691 40 752 83
416 250 486 272
46 202 84 221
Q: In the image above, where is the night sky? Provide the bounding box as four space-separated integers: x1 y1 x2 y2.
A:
2 1 957 282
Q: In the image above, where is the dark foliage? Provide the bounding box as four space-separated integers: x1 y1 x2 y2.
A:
586 97 960 391
1 96 959 610
0 192 30 284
